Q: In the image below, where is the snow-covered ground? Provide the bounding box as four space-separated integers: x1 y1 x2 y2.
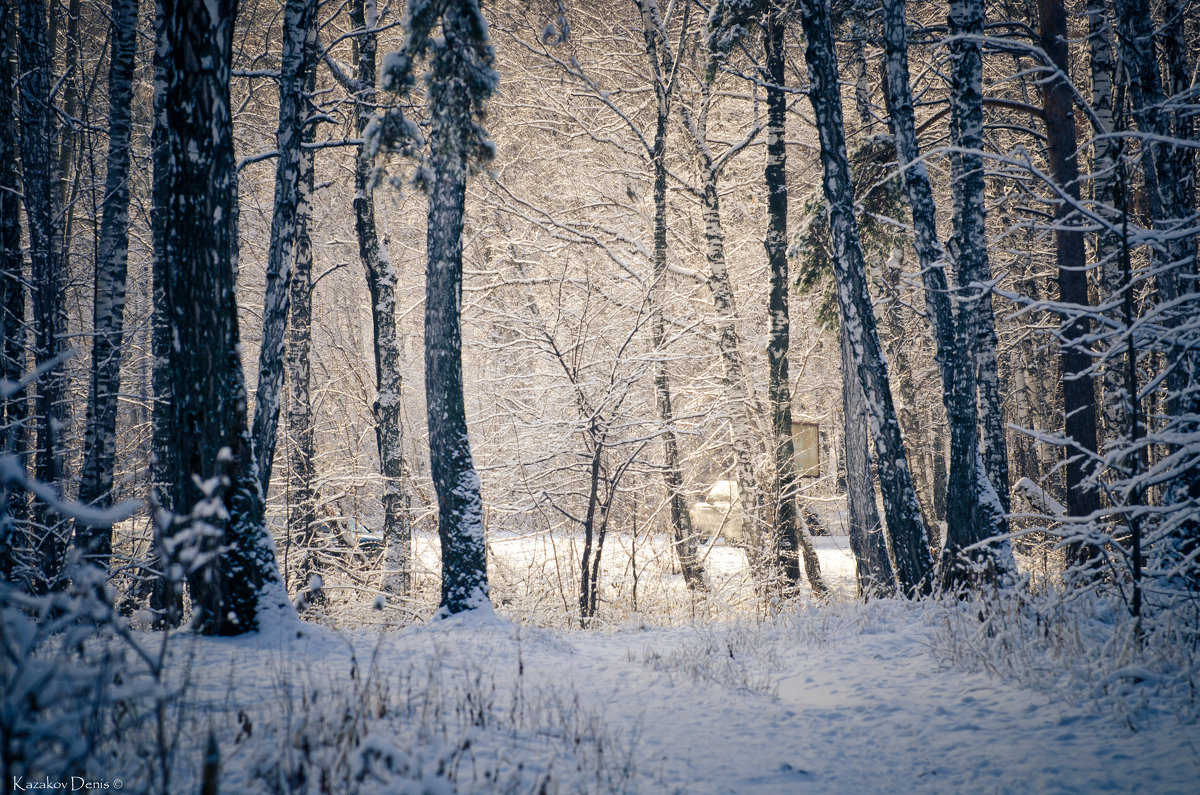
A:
13 537 1194 794
114 596 1196 794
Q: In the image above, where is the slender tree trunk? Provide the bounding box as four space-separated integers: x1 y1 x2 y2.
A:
1087 0 1125 446
157 0 289 634
700 171 766 551
797 0 933 595
76 0 139 570
1035 0 1102 567
947 0 1012 518
0 0 30 583
17 0 70 594
251 0 315 498
351 0 411 598
879 0 1012 584
148 0 181 624
637 0 707 591
287 27 318 601
764 9 825 597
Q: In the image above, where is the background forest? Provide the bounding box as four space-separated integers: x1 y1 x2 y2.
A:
1 0 1199 790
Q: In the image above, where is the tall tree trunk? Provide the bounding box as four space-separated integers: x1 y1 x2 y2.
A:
764 9 824 597
947 0 1012 519
1087 0 1125 446
157 0 289 635
76 0 139 570
1 0 30 584
636 0 707 592
1035 0 1102 567
148 0 182 624
796 0 933 595
287 20 318 601
351 0 411 598
407 1 495 614
879 0 1012 584
251 0 315 498
17 0 70 594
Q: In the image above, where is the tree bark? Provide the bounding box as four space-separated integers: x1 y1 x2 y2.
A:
157 0 289 634
797 0 933 595
879 0 1012 584
251 0 316 499
1035 0 1102 567
636 0 708 592
947 0 1012 518
764 8 824 597
840 328 895 597
351 0 412 598
76 0 139 570
1 0 30 584
18 0 70 594
287 17 319 601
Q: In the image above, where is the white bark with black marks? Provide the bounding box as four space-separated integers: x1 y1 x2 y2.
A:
796 0 933 595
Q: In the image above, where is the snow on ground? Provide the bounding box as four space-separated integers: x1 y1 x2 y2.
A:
62 536 1194 794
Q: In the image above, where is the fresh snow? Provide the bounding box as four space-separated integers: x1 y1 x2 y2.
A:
73 538 1197 794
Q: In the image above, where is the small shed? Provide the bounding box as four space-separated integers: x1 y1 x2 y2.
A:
791 420 821 478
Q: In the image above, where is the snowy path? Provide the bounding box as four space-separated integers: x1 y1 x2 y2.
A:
186 600 1200 794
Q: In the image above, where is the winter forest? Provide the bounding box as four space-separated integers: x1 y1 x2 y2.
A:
2 0 1199 790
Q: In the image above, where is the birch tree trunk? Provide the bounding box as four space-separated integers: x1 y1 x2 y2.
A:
157 0 289 634
763 8 824 597
76 0 139 570
148 0 182 624
879 0 1012 583
1086 0 1125 445
796 0 933 595
18 0 70 594
840 329 895 597
250 0 316 498
636 0 707 591
947 0 1012 518
351 0 411 598
287 22 319 601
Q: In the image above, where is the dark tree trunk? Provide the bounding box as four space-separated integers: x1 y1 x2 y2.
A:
947 0 1012 518
76 0 139 570
1 0 30 583
18 0 70 594
157 0 288 634
764 9 824 597
636 0 708 592
421 3 492 614
797 0 933 595
351 0 411 597
251 0 316 499
1035 0 1102 567
148 0 182 624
